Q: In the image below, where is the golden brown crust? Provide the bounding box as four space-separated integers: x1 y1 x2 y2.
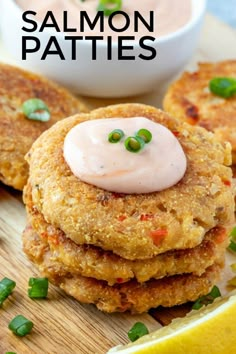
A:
0 62 88 190
24 182 229 285
24 103 235 260
22 224 223 313
163 60 236 163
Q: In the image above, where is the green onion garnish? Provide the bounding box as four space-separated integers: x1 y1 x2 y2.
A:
209 77 236 98
22 98 50 122
229 240 236 252
231 263 236 272
5 352 17 354
192 285 221 310
8 315 33 337
230 226 236 238
108 129 124 143
128 322 149 342
136 128 152 144
124 136 145 153
228 276 236 287
228 264 236 287
28 277 48 298
228 226 236 253
97 0 122 16
0 278 16 306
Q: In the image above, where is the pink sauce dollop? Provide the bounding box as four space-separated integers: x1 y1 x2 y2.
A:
63 117 187 194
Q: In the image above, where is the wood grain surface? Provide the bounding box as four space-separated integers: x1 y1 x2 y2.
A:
0 14 236 354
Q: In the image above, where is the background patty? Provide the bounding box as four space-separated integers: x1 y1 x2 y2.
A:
163 60 236 163
0 63 88 190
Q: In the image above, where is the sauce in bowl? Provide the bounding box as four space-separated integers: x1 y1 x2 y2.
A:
16 0 192 39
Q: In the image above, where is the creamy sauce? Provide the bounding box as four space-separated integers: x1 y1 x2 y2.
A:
63 117 187 194
17 0 192 39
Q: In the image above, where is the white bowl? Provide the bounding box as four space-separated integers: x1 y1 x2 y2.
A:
0 0 206 98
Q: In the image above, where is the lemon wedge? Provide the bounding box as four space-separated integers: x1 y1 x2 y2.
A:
108 290 236 354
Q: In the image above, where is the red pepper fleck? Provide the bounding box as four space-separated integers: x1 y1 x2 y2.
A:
150 229 168 245
172 131 180 137
116 278 124 283
186 105 199 120
214 227 227 244
223 179 231 187
118 215 127 222
40 232 47 239
140 214 154 221
181 98 199 124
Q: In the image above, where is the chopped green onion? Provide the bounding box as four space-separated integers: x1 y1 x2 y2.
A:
230 226 236 238
28 277 48 298
231 263 236 272
108 129 124 143
0 278 16 293
192 285 221 310
124 136 145 153
5 352 17 354
228 276 236 287
8 315 33 337
22 98 50 122
228 240 236 252
97 0 122 16
228 264 236 287
209 77 236 98
227 226 236 252
0 278 16 306
136 128 152 144
128 322 149 342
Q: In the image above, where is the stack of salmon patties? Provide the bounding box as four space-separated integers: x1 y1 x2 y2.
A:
23 104 235 313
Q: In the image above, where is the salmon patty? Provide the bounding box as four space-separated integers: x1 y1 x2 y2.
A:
163 60 236 163
24 183 229 285
23 225 223 313
0 62 88 190
25 104 234 260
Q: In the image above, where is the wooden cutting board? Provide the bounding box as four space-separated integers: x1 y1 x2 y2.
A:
0 14 236 354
